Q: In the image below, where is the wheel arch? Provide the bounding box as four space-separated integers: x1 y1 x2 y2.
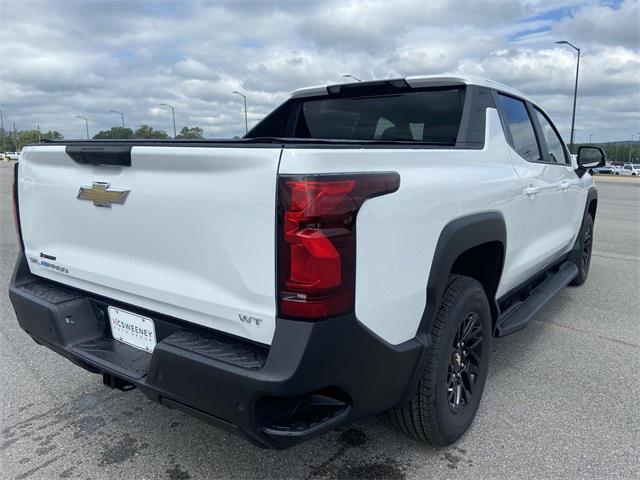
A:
418 212 506 334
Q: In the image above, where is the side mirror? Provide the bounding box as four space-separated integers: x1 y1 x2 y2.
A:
577 146 606 169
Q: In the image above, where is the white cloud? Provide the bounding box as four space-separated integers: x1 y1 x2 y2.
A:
0 0 637 142
552 0 640 48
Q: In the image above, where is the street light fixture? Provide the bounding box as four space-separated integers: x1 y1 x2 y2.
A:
341 73 362 82
555 40 580 149
75 115 89 139
159 103 177 138
109 110 125 128
232 91 248 134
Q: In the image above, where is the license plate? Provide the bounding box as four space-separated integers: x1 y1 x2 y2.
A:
108 306 157 353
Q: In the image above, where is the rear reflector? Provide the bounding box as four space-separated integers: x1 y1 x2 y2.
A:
12 162 25 251
277 172 400 320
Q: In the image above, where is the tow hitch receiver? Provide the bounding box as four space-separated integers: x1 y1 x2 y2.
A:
102 372 135 391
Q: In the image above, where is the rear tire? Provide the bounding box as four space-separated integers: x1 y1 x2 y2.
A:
391 275 491 446
570 214 594 286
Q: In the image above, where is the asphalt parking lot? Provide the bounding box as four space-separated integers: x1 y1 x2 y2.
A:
1 162 638 480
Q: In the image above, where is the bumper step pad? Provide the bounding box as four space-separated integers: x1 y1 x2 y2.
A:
71 338 151 380
162 330 267 370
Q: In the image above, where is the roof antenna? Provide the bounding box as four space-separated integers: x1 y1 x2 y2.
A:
341 74 361 82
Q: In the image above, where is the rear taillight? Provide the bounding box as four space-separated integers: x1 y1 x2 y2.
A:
277 172 400 320
12 162 24 250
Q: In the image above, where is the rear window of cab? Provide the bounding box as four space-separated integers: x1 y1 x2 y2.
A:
248 88 466 144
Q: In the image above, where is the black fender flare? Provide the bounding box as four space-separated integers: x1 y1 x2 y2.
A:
418 212 507 334
584 186 598 220
568 186 598 265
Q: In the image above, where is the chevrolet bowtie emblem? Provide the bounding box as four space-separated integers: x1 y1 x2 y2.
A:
77 182 130 207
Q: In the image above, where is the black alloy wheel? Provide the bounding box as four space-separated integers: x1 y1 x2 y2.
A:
447 311 484 411
582 220 593 273
570 213 594 286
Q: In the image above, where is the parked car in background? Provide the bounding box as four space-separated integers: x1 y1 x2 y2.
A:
618 164 640 176
592 166 614 175
4 151 21 161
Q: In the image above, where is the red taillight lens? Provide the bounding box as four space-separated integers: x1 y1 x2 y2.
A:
277 172 400 320
12 162 24 250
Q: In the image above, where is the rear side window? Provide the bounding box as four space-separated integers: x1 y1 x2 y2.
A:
245 101 294 138
294 89 465 144
534 109 569 164
497 94 541 163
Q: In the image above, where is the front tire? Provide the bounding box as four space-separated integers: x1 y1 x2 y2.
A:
391 275 491 446
570 214 594 286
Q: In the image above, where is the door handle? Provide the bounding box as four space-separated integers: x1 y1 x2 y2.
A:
560 181 570 192
524 185 540 196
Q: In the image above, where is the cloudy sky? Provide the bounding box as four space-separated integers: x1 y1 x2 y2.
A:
0 0 638 142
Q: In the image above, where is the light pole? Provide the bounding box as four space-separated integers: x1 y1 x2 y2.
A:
232 91 248 134
0 109 4 152
555 40 580 149
341 73 362 82
629 134 635 163
159 104 177 138
75 115 89 139
109 110 125 128
589 134 593 144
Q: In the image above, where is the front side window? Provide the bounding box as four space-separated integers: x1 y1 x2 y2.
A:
497 94 541 163
534 109 569 164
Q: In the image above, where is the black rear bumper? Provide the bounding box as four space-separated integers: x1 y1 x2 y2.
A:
8 252 427 449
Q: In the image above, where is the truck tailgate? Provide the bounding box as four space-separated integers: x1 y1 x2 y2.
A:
18 144 281 345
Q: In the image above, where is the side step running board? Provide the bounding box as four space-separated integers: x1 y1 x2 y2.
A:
495 261 578 337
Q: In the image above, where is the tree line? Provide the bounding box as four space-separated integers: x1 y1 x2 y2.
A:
93 125 203 140
0 128 63 151
1 125 204 151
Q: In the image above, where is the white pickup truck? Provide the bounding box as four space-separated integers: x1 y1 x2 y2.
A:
617 163 640 176
4 151 22 161
10 75 605 449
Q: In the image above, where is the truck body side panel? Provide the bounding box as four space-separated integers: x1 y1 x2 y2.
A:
279 109 524 344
